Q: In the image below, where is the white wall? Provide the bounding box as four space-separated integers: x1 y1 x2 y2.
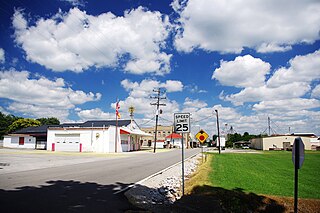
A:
151 141 165 149
171 138 182 148
3 135 36 149
250 136 312 150
47 126 125 153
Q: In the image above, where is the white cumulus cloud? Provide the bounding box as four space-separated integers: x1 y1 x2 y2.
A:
12 7 172 75
214 50 320 106
267 50 320 87
311 85 320 98
0 69 101 120
173 0 320 53
77 108 114 121
212 55 271 88
117 79 183 120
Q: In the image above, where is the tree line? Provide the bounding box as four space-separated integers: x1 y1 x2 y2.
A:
207 132 267 147
225 132 267 147
0 112 60 139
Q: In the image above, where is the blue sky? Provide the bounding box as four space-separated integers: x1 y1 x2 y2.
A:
0 0 319 135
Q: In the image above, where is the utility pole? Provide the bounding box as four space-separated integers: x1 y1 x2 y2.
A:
150 88 166 153
215 110 221 154
268 117 271 136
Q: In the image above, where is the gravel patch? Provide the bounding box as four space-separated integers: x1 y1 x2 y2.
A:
125 153 202 212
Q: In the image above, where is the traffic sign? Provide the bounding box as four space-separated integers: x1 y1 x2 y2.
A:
292 137 305 169
174 113 190 133
196 129 209 143
292 137 305 213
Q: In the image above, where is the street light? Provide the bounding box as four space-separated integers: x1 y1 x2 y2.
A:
215 109 221 154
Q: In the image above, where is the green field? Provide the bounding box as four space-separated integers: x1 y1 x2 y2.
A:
209 151 320 199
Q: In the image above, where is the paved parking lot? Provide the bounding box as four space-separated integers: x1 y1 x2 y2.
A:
0 148 127 174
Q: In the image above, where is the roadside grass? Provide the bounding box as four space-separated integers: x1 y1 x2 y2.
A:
174 151 320 212
209 151 320 199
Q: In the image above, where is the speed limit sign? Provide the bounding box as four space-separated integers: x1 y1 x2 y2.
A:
174 113 190 133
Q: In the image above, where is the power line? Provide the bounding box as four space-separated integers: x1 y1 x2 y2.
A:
192 114 215 124
139 116 156 126
158 116 173 124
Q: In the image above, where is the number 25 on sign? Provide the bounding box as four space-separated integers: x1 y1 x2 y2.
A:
174 113 190 133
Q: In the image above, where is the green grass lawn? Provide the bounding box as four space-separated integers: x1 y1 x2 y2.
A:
208 151 320 199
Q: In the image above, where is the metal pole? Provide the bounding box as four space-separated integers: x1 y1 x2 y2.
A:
181 133 185 196
215 110 221 154
115 117 118 153
294 141 299 213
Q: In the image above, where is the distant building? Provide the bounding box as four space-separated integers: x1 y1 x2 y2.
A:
250 135 315 150
140 125 173 147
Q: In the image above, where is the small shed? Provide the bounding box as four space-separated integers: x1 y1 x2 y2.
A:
165 133 182 148
3 125 51 149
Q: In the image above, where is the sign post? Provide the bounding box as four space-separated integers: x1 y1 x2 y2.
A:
174 113 190 196
292 137 305 213
196 129 209 162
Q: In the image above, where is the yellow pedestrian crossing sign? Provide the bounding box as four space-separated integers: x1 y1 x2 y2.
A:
196 129 209 143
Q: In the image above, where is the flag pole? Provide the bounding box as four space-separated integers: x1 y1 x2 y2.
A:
115 99 118 153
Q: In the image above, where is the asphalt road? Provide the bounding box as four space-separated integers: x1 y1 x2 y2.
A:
0 148 200 212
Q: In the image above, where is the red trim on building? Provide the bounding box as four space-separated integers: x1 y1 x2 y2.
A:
120 129 130 134
165 133 182 139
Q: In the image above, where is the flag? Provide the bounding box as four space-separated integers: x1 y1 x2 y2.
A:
116 101 121 119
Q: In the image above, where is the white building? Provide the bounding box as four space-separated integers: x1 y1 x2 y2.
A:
47 120 150 153
250 135 314 150
3 120 150 153
3 125 49 149
165 133 183 148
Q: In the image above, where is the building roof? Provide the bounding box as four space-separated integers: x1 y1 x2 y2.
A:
291 133 317 137
12 120 136 135
13 125 56 134
81 120 131 127
165 133 182 139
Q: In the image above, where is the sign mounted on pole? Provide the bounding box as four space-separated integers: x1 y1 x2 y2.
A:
173 112 190 196
195 129 209 144
292 137 305 213
292 137 305 169
174 113 190 133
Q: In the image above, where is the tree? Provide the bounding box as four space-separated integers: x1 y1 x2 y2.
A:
0 112 21 139
36 117 60 125
7 118 41 133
